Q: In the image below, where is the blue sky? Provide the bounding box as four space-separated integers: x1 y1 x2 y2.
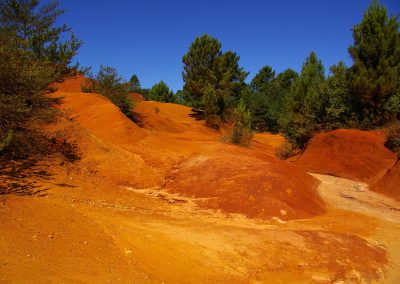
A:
56 0 399 91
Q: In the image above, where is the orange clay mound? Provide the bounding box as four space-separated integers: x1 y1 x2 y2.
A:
294 129 397 182
371 160 400 201
1 76 396 283
131 93 144 102
52 74 87 92
165 148 325 220
48 76 326 220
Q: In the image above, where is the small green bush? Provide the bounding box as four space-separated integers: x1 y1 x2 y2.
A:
385 121 400 156
82 65 136 119
203 86 222 129
230 101 253 146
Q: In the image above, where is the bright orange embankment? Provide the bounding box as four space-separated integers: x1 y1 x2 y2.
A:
52 76 325 220
1 76 396 283
294 129 397 183
372 160 400 201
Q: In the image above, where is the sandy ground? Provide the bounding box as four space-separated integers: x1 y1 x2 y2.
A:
1 166 398 283
0 77 399 283
311 174 400 284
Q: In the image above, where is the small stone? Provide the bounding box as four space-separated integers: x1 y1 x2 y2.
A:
280 209 287 216
47 234 53 239
84 241 88 245
125 249 133 254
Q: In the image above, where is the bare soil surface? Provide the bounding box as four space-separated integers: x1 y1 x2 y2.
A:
1 76 399 283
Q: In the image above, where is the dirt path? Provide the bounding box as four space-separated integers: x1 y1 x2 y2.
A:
0 170 394 283
311 174 400 223
311 173 400 284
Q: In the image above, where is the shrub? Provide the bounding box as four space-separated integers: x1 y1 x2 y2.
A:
203 86 222 129
276 141 295 160
385 121 400 156
148 81 175 103
230 101 253 146
82 65 136 119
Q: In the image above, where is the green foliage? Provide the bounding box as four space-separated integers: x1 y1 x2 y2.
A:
230 101 253 146
83 65 135 118
348 0 400 127
148 81 175 103
0 0 83 78
182 34 248 119
202 85 222 129
280 51 326 148
0 0 82 159
383 92 400 121
324 61 353 128
242 68 298 133
385 121 400 156
128 74 141 93
250 66 275 92
174 89 198 107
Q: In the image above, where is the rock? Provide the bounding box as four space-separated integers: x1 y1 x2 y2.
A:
47 234 53 239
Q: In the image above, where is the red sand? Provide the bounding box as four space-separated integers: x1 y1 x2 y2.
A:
52 74 87 92
1 76 396 283
294 129 397 183
52 76 325 220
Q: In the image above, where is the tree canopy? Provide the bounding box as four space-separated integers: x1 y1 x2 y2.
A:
148 81 175 103
182 34 248 103
348 0 400 126
0 0 82 158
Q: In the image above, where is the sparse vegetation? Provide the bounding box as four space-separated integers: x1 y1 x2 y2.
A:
276 141 295 160
230 101 253 146
82 65 136 119
178 0 399 151
385 121 400 156
147 81 175 103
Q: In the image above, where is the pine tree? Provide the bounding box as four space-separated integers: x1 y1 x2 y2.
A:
325 61 353 128
250 66 275 92
182 34 248 106
281 51 326 148
0 0 83 78
0 0 82 158
82 65 135 118
148 81 175 103
348 0 400 126
128 74 141 92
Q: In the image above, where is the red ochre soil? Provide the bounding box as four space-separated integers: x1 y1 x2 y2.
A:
372 160 400 201
1 76 399 283
294 129 397 183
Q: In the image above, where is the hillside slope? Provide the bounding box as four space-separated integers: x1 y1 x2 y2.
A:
294 129 397 183
372 160 400 201
53 77 326 220
2 76 400 283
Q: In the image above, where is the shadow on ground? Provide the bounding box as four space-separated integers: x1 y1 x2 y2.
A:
0 159 52 196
